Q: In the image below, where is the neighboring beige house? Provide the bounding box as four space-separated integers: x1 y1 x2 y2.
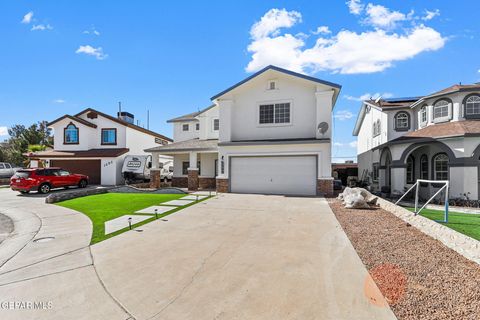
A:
146 65 341 196
353 83 480 200
28 108 172 185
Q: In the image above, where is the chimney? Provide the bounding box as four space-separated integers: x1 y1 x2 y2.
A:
118 111 135 124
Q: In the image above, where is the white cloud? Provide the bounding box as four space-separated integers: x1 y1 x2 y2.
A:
53 99 65 103
250 8 301 40
83 27 101 36
76 45 108 60
21 11 33 24
333 140 357 148
313 26 331 35
0 126 8 136
246 7 446 74
344 92 393 101
422 9 440 21
334 110 354 121
31 24 53 31
347 0 364 15
364 4 407 29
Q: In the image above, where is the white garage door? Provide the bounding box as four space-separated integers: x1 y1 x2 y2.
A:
230 156 317 196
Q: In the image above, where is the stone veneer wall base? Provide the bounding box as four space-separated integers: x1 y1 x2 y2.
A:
377 197 480 265
216 178 229 193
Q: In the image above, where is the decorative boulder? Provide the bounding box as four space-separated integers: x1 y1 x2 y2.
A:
338 187 378 209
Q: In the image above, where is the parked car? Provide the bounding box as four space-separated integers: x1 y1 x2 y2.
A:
0 162 21 178
10 167 89 194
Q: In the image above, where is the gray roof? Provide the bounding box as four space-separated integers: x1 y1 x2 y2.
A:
167 104 216 123
145 139 218 153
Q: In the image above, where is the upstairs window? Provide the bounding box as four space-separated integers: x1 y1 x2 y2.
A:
101 128 117 145
269 81 276 90
182 124 189 131
420 106 427 124
465 95 480 117
259 103 291 124
196 123 200 131
433 100 449 121
64 123 79 144
213 119 219 131
394 112 410 131
372 119 381 137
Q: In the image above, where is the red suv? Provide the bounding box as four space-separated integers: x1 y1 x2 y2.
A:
10 168 89 194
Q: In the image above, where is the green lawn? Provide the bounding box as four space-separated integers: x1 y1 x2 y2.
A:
407 207 480 241
57 193 194 244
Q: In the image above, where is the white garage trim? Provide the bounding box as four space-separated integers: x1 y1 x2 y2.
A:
229 155 317 196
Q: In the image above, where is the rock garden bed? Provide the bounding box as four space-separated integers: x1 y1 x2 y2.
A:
328 198 480 320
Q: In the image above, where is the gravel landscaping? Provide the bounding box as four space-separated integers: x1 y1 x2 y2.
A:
328 198 480 320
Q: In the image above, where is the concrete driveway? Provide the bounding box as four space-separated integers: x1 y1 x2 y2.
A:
0 189 396 320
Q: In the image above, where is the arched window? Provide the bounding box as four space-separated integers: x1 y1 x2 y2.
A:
64 123 79 144
465 95 480 116
406 155 415 183
420 106 427 124
433 100 449 120
420 154 428 180
394 112 410 131
433 153 449 180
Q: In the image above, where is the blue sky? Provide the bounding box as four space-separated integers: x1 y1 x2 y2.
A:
1 1 479 162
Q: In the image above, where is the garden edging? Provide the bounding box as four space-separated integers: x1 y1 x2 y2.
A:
377 198 480 265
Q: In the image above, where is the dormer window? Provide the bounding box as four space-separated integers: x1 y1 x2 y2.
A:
182 124 189 131
464 94 480 118
433 99 451 123
64 123 79 144
394 112 410 131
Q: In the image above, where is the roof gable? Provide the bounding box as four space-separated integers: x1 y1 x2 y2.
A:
210 65 341 101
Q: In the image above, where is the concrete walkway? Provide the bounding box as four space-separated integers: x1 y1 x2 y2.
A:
0 189 396 320
92 193 396 320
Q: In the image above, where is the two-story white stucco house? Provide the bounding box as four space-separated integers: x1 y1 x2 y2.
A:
353 83 480 200
28 108 172 185
146 65 341 196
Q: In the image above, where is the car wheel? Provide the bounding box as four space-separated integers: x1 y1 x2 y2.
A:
39 183 51 194
78 179 88 188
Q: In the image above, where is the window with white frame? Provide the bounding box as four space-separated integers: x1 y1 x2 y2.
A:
406 155 415 183
259 103 290 124
433 100 449 120
420 154 428 179
372 119 380 137
182 124 189 131
269 81 276 90
395 112 409 130
465 95 480 116
433 153 448 180
195 123 200 130
213 119 219 131
420 106 427 124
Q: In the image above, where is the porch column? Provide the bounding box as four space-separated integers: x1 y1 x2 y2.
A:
188 152 199 191
391 167 406 195
149 152 161 189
